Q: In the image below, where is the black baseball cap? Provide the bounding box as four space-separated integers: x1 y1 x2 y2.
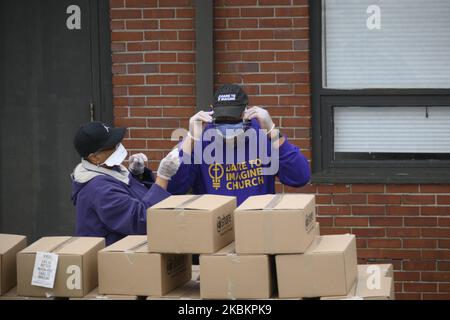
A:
73 121 126 158
212 84 249 122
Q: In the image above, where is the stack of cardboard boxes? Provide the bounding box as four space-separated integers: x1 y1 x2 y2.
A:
0 193 394 300
94 194 236 300
0 235 104 299
200 194 325 299
147 194 237 299
197 193 393 300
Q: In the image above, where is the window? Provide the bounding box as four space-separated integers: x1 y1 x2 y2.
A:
334 106 450 161
310 0 450 183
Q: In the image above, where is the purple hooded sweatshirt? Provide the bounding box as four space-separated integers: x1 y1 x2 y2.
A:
168 119 310 206
71 159 170 246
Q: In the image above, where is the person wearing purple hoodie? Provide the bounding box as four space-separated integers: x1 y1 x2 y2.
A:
168 84 311 206
71 121 179 245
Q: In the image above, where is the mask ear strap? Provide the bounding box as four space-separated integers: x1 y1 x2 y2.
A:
243 105 250 124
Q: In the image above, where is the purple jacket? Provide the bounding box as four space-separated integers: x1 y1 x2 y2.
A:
168 119 311 206
71 160 170 246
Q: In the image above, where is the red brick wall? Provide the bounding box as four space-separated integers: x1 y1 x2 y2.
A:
110 0 196 170
110 0 450 300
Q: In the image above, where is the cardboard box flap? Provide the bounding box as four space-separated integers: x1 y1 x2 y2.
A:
55 237 104 255
20 236 72 254
183 194 234 211
236 194 315 211
0 234 26 254
101 235 148 253
150 195 197 210
235 195 276 211
274 194 315 210
308 234 355 254
150 194 234 211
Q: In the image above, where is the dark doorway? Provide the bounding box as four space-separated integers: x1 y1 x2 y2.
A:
0 0 112 242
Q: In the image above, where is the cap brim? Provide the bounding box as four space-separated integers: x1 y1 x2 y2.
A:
101 127 127 150
213 105 246 121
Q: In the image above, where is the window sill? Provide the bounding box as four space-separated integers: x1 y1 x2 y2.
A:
312 168 450 184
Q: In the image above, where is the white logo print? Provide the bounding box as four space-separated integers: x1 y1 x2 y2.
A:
218 94 236 102
102 124 110 133
366 5 381 30
66 5 81 30
366 265 381 290
66 265 81 290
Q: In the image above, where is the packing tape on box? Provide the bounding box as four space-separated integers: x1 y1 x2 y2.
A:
49 237 80 253
226 275 237 300
262 194 284 253
174 194 203 209
302 236 321 299
37 237 81 298
264 194 284 210
225 252 241 300
173 195 202 253
227 252 241 264
124 240 148 265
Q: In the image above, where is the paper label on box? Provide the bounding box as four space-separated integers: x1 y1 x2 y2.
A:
31 251 59 289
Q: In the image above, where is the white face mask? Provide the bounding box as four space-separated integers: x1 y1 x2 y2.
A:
101 143 127 167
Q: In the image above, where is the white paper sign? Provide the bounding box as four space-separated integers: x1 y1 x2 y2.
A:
31 251 59 288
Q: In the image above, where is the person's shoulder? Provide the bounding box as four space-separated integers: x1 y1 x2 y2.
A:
83 174 122 191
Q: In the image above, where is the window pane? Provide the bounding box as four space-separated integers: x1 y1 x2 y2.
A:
334 106 450 160
323 0 450 89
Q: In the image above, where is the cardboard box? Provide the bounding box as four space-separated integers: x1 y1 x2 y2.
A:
70 287 140 300
17 236 104 298
0 234 27 295
276 234 357 298
355 264 395 300
98 235 191 296
148 195 236 253
200 242 274 299
234 194 316 254
355 274 395 300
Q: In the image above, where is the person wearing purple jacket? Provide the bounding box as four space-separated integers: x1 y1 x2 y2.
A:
71 121 179 246
168 84 311 206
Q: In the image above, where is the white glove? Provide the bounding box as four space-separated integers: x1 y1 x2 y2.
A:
243 106 275 131
188 110 213 141
157 148 181 180
128 153 148 175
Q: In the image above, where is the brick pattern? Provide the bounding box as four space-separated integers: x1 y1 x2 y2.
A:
110 0 450 300
110 0 196 171
214 0 311 163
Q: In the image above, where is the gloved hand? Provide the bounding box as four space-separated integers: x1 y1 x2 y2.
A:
157 148 181 180
243 106 275 132
128 153 148 175
188 110 213 141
